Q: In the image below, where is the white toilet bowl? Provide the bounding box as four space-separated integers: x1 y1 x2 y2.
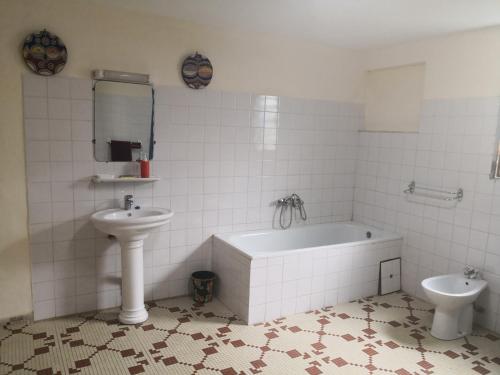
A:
421 274 487 340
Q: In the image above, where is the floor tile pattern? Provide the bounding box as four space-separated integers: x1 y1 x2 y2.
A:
1 293 499 374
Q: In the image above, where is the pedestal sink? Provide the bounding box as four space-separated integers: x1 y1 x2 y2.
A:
90 207 174 324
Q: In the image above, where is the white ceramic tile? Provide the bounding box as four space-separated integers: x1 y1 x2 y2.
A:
49 119 72 140
53 277 76 298
71 121 92 141
76 275 97 295
72 141 93 161
26 141 50 161
32 262 54 283
48 162 72 182
51 182 74 202
30 243 53 264
34 300 55 320
48 98 71 119
25 119 49 140
28 182 51 203
32 280 55 302
73 162 93 181
97 290 120 309
70 78 92 100
71 100 92 121
55 297 76 316
53 241 75 261
265 300 281 321
53 260 76 280
29 223 53 244
29 203 52 224
76 293 97 313
23 75 47 97
52 202 74 221
27 162 51 183
48 77 70 98
50 141 72 161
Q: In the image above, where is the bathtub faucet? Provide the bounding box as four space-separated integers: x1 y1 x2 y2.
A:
276 193 307 229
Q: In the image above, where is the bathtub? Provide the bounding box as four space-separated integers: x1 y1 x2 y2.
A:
212 222 402 324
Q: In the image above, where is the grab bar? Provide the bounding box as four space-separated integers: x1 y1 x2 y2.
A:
403 181 463 202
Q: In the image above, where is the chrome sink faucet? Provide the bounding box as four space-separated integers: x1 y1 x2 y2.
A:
124 194 134 210
464 266 479 279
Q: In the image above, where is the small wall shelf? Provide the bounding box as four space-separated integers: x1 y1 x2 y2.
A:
91 176 160 183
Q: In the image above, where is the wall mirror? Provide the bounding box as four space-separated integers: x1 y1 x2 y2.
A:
93 79 154 162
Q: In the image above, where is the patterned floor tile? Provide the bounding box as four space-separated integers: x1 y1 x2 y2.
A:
1 292 499 374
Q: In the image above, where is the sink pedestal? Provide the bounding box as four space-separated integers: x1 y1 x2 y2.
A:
118 236 148 324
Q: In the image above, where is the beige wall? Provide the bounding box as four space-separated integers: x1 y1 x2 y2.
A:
0 0 364 320
363 26 500 100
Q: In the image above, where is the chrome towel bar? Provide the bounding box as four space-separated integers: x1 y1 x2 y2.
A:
403 181 463 202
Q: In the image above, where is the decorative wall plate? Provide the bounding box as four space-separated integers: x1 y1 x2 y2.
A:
22 29 67 76
181 52 213 89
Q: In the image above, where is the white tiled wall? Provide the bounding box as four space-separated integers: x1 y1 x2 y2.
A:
23 74 362 320
22 74 500 332
354 97 500 333
213 235 402 325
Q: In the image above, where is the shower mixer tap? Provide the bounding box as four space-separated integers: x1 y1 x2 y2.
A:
277 193 307 229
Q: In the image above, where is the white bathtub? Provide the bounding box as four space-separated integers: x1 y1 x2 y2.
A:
212 222 402 324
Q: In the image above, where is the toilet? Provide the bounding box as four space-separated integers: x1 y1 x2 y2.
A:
421 274 487 340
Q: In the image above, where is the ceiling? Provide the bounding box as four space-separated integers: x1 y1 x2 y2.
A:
96 0 500 49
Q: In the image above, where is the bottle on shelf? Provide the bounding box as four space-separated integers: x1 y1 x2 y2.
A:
139 152 150 178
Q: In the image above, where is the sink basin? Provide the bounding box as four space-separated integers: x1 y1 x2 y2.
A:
91 207 173 237
90 207 174 324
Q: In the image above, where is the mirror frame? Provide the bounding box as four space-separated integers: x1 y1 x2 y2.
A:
491 143 500 179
